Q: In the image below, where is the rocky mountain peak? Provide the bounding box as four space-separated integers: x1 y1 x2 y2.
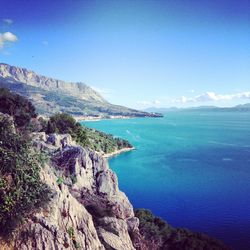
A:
0 63 106 103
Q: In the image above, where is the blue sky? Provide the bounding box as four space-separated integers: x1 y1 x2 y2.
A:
0 0 249 109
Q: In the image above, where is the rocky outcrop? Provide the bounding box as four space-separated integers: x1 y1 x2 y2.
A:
0 132 138 250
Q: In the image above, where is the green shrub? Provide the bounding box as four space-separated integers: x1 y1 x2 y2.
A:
0 87 37 128
135 209 229 250
46 113 89 146
0 117 51 236
45 113 132 153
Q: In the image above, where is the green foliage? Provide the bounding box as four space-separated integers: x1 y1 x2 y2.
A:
56 176 64 185
67 227 74 239
135 209 172 241
67 226 81 249
46 113 77 134
71 175 77 185
0 87 37 128
135 209 229 250
45 113 89 146
0 117 51 236
45 113 133 154
85 128 132 154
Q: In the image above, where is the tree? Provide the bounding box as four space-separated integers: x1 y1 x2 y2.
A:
0 87 37 128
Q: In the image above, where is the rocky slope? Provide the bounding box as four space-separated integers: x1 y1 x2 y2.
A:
0 63 106 103
0 63 162 118
0 132 139 250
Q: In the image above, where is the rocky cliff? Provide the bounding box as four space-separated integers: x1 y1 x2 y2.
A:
0 132 139 250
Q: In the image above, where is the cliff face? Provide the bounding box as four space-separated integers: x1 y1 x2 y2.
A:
0 63 106 103
0 132 138 250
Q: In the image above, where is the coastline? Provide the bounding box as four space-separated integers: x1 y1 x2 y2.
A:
74 114 163 122
74 115 134 122
102 147 135 158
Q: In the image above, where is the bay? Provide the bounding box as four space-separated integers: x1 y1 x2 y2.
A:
82 111 250 249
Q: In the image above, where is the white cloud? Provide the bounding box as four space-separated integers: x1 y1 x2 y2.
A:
172 91 250 104
153 99 161 104
0 32 18 49
195 92 218 102
172 96 188 103
3 19 13 25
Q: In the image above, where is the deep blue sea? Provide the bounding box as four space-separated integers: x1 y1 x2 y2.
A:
82 111 250 249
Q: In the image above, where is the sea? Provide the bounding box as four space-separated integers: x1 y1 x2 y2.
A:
82 111 250 249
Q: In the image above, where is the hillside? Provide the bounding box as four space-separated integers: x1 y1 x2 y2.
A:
0 63 162 118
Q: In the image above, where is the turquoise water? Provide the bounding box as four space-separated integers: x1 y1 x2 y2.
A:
82 112 250 249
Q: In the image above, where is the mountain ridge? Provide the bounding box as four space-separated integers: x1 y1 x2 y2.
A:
145 104 250 113
0 63 106 103
0 63 163 118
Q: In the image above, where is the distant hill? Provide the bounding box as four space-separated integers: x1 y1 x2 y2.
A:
0 63 162 118
235 103 250 108
184 104 250 112
144 107 179 113
145 104 250 113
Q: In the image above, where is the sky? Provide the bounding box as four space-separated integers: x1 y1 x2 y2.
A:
0 0 249 109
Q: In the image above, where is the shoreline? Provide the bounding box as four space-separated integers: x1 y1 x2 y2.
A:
102 147 135 158
74 114 163 122
74 115 134 122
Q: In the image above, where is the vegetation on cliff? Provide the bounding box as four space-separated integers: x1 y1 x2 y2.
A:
135 209 230 250
0 113 51 237
44 113 133 154
0 87 37 128
0 87 133 154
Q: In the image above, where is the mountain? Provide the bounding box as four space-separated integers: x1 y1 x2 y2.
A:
184 104 250 112
0 63 162 118
145 104 250 113
235 103 250 109
0 63 106 103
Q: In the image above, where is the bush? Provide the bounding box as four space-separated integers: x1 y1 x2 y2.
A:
0 117 51 236
45 113 133 153
46 113 89 147
135 209 172 240
0 87 37 128
135 209 229 250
